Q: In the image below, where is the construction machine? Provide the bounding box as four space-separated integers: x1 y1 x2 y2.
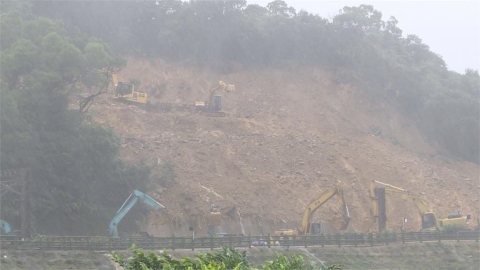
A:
108 190 166 238
369 180 471 231
275 180 351 239
110 74 148 105
194 81 235 117
208 204 222 236
0 219 12 235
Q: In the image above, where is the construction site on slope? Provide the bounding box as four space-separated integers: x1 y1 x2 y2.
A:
85 57 480 237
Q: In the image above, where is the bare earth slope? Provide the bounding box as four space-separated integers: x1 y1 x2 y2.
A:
88 57 479 236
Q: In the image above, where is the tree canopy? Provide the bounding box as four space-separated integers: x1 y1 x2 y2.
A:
0 8 149 235
30 0 480 163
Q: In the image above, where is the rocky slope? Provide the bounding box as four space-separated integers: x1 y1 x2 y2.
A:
87 57 479 236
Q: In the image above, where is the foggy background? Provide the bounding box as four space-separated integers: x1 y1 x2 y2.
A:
249 0 480 73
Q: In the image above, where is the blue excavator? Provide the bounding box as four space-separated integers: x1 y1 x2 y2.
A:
0 219 12 235
109 190 166 238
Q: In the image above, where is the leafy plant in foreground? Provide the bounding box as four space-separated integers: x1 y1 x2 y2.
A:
111 245 342 270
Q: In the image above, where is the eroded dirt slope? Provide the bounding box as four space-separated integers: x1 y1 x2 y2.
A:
88 57 479 235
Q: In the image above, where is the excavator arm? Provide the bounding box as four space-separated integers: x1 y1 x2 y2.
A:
206 81 235 109
195 81 235 115
108 190 166 238
298 180 350 234
369 180 464 231
372 181 432 212
0 219 12 235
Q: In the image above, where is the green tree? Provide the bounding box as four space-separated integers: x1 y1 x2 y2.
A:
0 11 149 235
111 246 341 269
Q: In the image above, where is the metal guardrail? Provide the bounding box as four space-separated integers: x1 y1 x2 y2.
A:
0 230 478 251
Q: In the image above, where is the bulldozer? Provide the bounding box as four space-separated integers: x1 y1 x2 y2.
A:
195 81 235 117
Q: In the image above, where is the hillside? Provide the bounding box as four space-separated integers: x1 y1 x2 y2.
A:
87 57 479 236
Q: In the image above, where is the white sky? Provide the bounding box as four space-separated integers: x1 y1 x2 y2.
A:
248 0 480 73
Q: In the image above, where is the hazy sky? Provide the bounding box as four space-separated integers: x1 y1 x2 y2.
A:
248 0 480 73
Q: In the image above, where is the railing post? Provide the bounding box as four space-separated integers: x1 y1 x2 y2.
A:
171 235 175 251
210 235 214 250
286 236 290 250
385 231 389 246
369 233 373 247
337 233 341 247
304 235 307 248
354 233 357 247
437 230 441 243
267 233 271 248
402 231 405 244
320 234 324 247
419 231 422 243
248 234 251 249
86 236 90 250
229 235 232 248
40 237 45 264
191 237 195 251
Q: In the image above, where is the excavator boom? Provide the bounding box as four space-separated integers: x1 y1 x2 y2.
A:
109 190 166 238
370 181 471 231
276 180 350 237
0 219 12 235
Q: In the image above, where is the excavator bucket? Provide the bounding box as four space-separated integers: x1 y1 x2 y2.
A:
225 84 235 92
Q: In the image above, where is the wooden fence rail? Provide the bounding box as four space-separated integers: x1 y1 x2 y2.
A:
1 230 478 251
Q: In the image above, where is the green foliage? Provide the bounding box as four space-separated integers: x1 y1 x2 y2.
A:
111 246 341 270
197 247 250 269
0 10 148 235
440 224 467 234
262 253 311 270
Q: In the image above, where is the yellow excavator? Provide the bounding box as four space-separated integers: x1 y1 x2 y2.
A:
369 180 471 231
110 74 148 105
275 180 351 239
194 81 235 117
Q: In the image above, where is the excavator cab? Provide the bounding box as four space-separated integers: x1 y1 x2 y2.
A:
421 213 437 230
213 95 222 110
116 82 134 96
310 223 323 235
195 81 234 117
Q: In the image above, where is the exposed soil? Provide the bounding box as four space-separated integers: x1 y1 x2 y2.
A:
86 57 480 236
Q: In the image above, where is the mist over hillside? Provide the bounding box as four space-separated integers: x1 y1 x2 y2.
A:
1 0 478 237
